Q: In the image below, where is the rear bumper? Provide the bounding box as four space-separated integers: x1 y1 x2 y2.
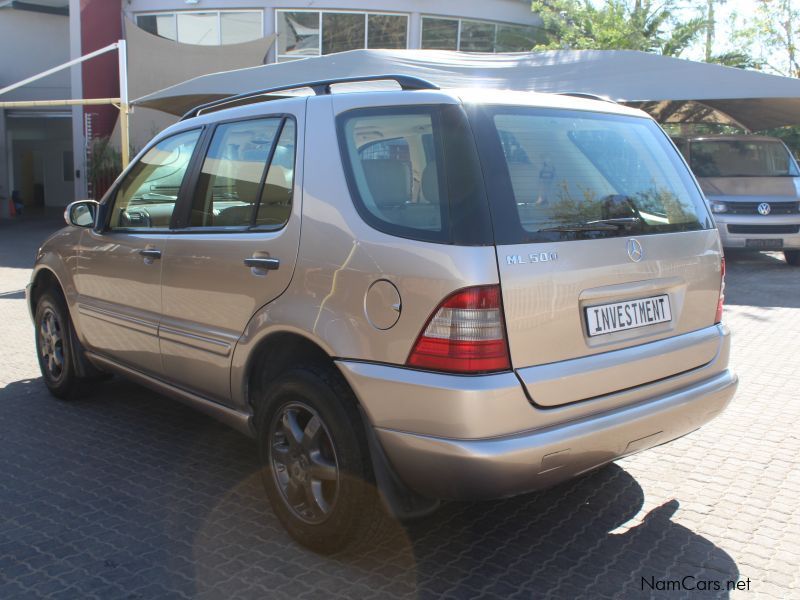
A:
337 324 735 500
373 369 736 499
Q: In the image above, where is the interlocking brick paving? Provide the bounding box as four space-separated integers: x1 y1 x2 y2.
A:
1 220 798 599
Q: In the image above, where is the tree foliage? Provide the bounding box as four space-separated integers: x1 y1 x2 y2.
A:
531 0 707 56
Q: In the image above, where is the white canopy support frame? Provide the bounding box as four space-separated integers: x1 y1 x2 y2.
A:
0 40 131 167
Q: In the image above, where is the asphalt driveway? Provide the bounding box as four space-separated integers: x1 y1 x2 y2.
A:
0 219 798 599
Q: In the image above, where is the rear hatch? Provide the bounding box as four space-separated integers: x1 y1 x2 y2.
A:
468 103 723 406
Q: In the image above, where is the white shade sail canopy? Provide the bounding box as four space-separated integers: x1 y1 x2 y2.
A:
132 49 800 131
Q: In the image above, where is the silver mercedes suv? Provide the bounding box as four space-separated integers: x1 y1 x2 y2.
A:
27 76 737 553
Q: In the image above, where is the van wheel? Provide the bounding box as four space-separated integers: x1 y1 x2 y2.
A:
784 250 800 266
34 292 82 399
255 366 388 554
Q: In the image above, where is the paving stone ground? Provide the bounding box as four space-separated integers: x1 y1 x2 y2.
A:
0 218 798 599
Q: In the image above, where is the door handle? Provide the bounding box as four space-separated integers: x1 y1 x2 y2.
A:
244 257 280 270
139 248 162 260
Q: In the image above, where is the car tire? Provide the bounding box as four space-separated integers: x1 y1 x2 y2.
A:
34 291 84 399
255 365 388 554
784 250 800 266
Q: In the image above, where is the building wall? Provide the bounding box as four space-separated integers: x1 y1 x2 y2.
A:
0 7 71 216
0 9 71 102
124 0 540 62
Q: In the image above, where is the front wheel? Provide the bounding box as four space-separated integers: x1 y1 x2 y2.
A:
34 292 81 399
784 250 800 266
255 366 388 554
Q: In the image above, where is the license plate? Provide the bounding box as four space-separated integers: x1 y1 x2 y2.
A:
745 238 783 249
586 294 672 337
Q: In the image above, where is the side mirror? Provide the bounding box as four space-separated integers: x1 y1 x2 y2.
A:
64 200 99 228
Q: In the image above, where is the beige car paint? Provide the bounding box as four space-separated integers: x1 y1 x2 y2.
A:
29 87 737 502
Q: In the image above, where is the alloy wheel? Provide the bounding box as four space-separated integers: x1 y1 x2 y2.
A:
38 308 65 381
269 402 340 524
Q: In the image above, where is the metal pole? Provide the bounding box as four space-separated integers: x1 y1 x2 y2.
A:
0 98 120 109
0 42 119 98
118 39 130 169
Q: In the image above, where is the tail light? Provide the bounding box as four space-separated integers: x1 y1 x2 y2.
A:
715 257 726 324
406 285 511 374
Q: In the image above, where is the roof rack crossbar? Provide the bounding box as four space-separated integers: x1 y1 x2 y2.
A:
181 74 439 121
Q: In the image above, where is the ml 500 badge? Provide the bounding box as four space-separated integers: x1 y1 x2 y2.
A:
506 252 558 265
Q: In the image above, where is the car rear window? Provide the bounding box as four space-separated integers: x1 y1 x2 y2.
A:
689 139 800 178
469 106 713 244
337 105 492 245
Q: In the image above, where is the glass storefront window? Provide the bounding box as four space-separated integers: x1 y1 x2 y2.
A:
367 14 407 49
459 20 495 52
277 11 320 57
276 10 409 61
137 14 177 41
495 23 542 52
221 12 264 45
177 12 219 46
136 11 263 46
420 17 458 50
322 13 365 54
421 17 541 53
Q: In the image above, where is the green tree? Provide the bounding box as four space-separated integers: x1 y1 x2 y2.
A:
729 0 800 76
531 0 707 56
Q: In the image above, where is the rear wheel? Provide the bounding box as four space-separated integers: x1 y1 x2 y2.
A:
784 250 800 266
255 366 387 554
34 292 81 399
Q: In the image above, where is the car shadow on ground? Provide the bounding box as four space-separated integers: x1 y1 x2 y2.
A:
0 376 740 599
724 249 800 309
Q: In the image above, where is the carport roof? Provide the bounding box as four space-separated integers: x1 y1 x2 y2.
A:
132 49 800 131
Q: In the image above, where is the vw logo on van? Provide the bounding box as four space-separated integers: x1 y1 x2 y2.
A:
758 202 772 215
627 238 644 262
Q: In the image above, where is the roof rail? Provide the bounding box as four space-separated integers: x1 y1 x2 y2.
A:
181 74 439 121
557 91 617 104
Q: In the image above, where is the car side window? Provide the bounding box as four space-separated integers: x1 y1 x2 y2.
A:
190 117 295 229
109 129 201 230
256 119 295 227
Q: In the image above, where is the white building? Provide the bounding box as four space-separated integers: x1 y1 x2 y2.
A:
0 0 541 217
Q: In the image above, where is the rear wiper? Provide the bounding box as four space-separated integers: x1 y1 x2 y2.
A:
538 217 641 233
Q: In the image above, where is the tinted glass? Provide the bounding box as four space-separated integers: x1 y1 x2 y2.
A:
367 14 407 49
322 13 365 54
137 14 177 41
689 140 800 177
220 12 262 45
177 12 219 45
421 17 458 50
460 20 495 52
256 120 296 228
190 119 281 227
475 107 710 243
495 24 541 52
277 11 320 56
110 129 201 229
338 106 492 244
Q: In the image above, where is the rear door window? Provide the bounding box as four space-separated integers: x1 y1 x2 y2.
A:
189 116 295 229
470 106 712 244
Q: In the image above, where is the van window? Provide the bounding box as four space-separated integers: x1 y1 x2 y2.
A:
337 105 492 245
109 129 201 229
689 139 800 178
472 107 711 244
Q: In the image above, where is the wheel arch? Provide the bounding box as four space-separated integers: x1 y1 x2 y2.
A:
28 266 66 315
244 330 337 419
